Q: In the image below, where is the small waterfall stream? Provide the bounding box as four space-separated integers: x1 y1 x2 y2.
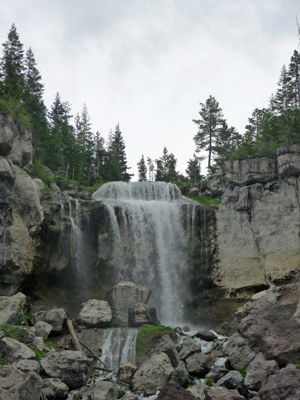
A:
93 181 206 326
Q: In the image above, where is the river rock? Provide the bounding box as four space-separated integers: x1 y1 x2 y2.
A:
0 367 43 400
12 359 40 374
194 328 217 342
78 299 112 328
0 337 36 361
29 307 67 334
132 352 174 393
259 364 300 400
128 303 160 327
116 361 137 388
170 360 190 388
33 320 52 338
40 350 92 389
224 332 255 370
75 381 118 400
187 382 208 399
204 386 245 400
216 370 244 390
0 292 26 324
244 353 279 391
151 333 180 368
41 378 69 399
156 381 197 399
185 352 212 377
108 281 150 326
238 301 300 366
178 336 201 360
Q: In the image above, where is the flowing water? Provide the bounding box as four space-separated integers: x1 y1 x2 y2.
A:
92 181 206 326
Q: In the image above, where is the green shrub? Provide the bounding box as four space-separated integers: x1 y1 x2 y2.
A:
240 362 249 378
117 389 126 398
187 194 221 206
111 317 123 328
205 378 213 386
0 353 10 365
0 324 29 343
136 324 176 355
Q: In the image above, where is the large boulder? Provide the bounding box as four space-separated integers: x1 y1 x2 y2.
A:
238 301 300 366
277 145 300 177
40 350 92 389
78 299 112 328
128 303 160 327
29 308 67 334
116 361 137 388
73 381 118 400
0 292 26 324
224 332 255 370
259 364 300 400
0 337 36 362
185 352 213 377
244 352 278 391
0 367 43 400
150 334 180 368
132 352 174 393
178 336 201 360
204 386 245 400
156 381 197 400
41 378 69 400
108 281 150 325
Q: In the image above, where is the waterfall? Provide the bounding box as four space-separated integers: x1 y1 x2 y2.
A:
99 328 137 372
93 181 206 325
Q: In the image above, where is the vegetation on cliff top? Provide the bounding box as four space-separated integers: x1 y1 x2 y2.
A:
1 23 300 188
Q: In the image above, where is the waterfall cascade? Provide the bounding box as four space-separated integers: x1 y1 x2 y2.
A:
93 181 207 326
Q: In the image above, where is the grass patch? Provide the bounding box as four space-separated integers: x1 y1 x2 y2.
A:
240 362 249 378
136 324 176 355
0 324 29 343
29 346 47 362
0 353 10 365
205 378 214 386
187 194 221 206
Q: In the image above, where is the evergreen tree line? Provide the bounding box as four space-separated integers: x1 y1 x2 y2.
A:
192 49 300 173
1 24 300 187
0 24 132 186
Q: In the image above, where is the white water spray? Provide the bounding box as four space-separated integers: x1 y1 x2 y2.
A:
93 181 205 325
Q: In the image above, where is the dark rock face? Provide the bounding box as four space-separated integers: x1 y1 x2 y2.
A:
259 364 300 400
238 301 300 366
156 381 197 400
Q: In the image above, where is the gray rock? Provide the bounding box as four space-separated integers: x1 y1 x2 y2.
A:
132 352 174 393
204 386 245 400
108 280 150 326
187 382 208 400
41 350 92 389
194 328 217 342
216 370 244 390
179 336 200 360
0 337 36 361
185 352 211 377
156 381 198 399
116 361 137 388
205 365 229 383
151 334 180 368
30 308 67 334
244 353 279 391
277 144 300 177
13 359 40 374
76 381 118 400
41 378 69 399
128 302 160 327
259 364 300 400
224 332 255 370
0 292 26 325
33 320 52 339
170 360 189 388
238 301 300 366
0 367 43 400
78 299 112 328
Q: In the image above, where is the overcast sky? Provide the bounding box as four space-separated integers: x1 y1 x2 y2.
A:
1 1 299 179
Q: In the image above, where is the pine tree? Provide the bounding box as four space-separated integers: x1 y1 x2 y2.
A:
0 23 25 100
95 130 107 182
104 124 133 182
137 155 147 181
155 147 178 182
213 121 242 168
193 96 224 168
186 153 203 184
24 47 49 161
75 104 95 184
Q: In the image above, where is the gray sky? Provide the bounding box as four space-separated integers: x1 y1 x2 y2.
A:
1 0 299 178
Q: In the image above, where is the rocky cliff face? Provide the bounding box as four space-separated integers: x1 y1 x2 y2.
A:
209 146 300 294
